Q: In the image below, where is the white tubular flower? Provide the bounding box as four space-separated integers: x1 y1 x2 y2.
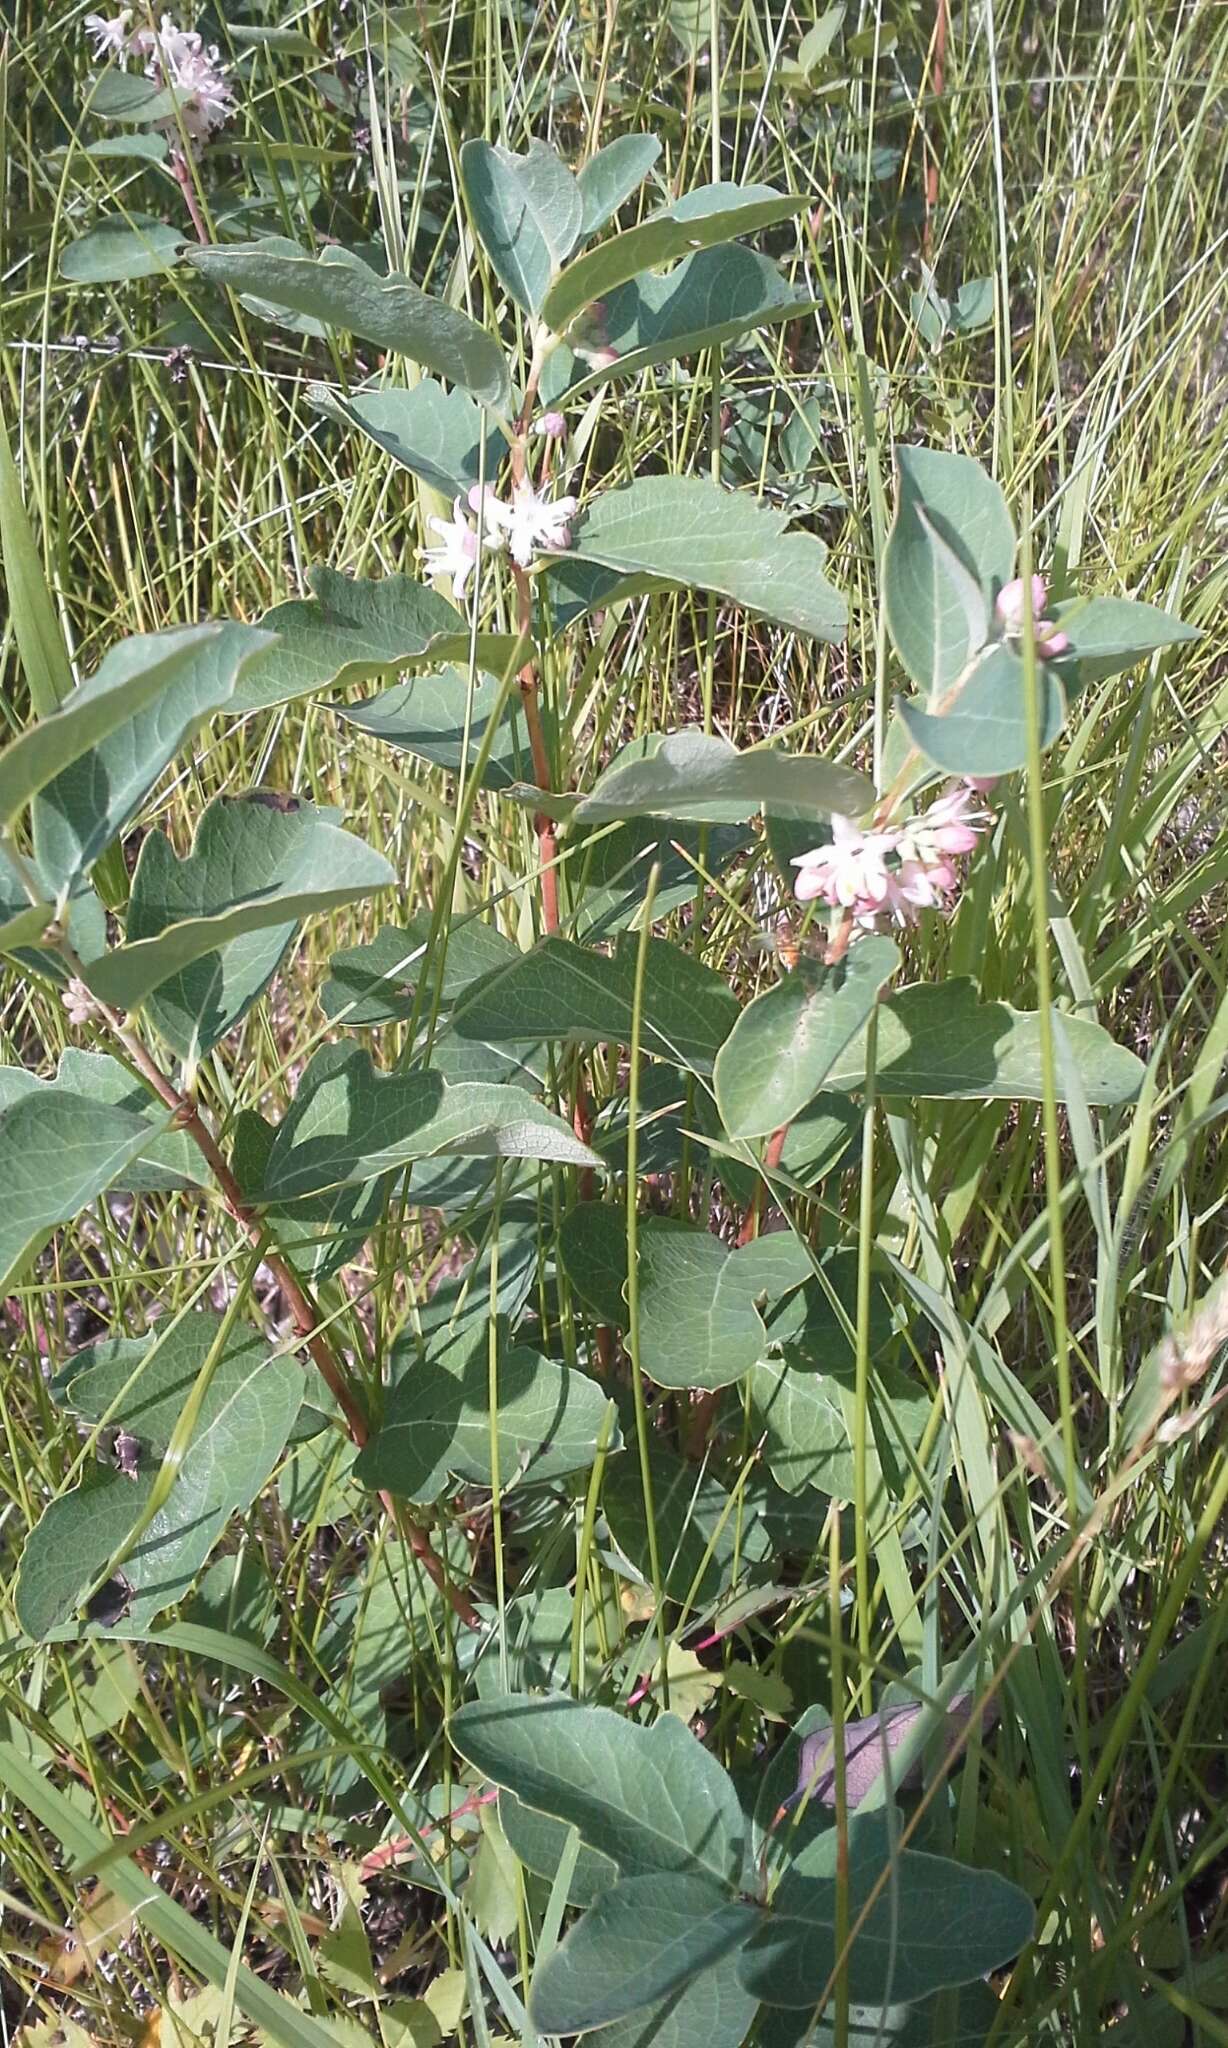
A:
62 979 97 1027
896 782 989 867
420 497 482 600
791 814 898 913
504 480 578 568
83 10 134 61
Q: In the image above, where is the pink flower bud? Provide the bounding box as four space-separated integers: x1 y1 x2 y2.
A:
534 410 567 439
996 575 1048 629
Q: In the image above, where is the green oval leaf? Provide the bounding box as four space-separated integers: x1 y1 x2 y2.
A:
450 932 739 1074
577 133 662 237
883 447 1016 692
823 978 1144 1105
715 937 900 1139
563 244 812 396
232 567 521 717
543 181 803 333
0 1087 173 1295
15 1315 303 1639
309 379 508 500
33 622 275 894
896 641 1065 776
461 138 583 315
0 624 224 829
83 794 394 1012
336 666 530 792
529 1874 761 2035
186 239 511 409
354 1338 619 1502
449 1692 746 1885
738 1810 1033 2007
258 1042 599 1199
565 479 847 641
60 217 184 283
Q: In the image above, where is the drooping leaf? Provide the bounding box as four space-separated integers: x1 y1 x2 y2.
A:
60 217 183 283
582 1949 759 2048
0 1088 173 1295
144 921 300 1063
565 479 847 640
450 933 738 1073
883 448 1016 693
737 1810 1033 2007
559 1205 815 1389
257 1042 599 1199
186 239 511 409
603 1442 774 1603
231 567 521 717
461 139 583 315
542 182 803 333
33 623 275 892
715 938 900 1139
82 795 394 1011
335 666 530 791
562 245 812 396
529 1874 761 2035
354 1337 619 1501
577 133 662 237
517 730 872 830
822 979 1144 1105
1049 593 1199 690
15 1316 304 1638
0 1049 203 1192
896 642 1065 777
309 380 508 500
320 913 520 1028
449 1692 746 1885
0 625 225 828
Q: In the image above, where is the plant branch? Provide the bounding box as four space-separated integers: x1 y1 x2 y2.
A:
508 335 561 935
68 972 479 1628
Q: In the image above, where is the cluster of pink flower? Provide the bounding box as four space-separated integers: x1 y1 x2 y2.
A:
792 782 993 936
421 479 577 601
84 11 233 145
995 574 1068 659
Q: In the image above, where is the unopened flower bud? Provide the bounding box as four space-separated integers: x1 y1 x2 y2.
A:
534 410 567 439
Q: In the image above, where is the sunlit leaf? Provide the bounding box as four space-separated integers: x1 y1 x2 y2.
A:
186 238 511 408
565 478 847 640
543 182 803 332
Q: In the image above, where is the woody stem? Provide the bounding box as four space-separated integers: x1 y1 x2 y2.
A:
69 973 479 1628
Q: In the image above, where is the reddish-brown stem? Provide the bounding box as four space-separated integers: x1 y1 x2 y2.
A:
508 341 562 938
922 0 948 251
512 566 562 937
170 146 210 247
91 997 480 1628
357 1785 499 1880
